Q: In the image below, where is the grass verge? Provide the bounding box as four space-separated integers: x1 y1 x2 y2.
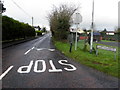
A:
101 40 117 42
53 39 119 78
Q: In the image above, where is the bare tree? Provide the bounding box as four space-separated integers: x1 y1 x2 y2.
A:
48 4 78 40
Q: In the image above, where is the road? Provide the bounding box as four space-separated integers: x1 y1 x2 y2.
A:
1 33 119 88
97 41 120 47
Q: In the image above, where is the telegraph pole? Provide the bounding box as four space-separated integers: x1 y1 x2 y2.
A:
90 0 94 53
32 17 33 26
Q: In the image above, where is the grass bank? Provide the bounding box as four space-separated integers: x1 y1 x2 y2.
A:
53 39 119 78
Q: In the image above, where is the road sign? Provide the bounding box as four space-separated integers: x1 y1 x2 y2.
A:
96 45 117 60
74 13 82 24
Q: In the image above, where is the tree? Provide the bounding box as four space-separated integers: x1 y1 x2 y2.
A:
38 26 41 31
0 1 6 13
48 4 78 40
116 28 120 35
42 27 47 32
100 28 107 36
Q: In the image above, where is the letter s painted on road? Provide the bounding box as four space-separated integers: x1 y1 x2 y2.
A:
58 60 77 71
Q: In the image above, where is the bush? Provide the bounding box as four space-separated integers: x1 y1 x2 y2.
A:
2 16 35 41
35 30 43 36
48 4 78 40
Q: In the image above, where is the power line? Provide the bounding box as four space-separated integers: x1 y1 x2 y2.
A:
11 0 31 17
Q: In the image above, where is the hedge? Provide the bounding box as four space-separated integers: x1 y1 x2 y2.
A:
2 16 35 41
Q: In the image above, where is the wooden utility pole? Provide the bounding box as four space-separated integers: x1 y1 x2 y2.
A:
32 17 33 26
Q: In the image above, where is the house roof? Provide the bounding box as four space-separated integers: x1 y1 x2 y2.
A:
93 32 101 35
70 29 85 34
106 31 115 33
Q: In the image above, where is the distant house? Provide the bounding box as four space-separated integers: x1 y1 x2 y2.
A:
70 28 102 42
87 32 102 43
106 31 115 35
70 28 85 41
103 31 117 41
34 26 41 31
93 32 102 42
79 31 102 42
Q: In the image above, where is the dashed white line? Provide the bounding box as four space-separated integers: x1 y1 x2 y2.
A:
24 49 31 55
31 47 35 50
36 48 45 51
34 36 47 46
0 66 14 80
24 47 34 55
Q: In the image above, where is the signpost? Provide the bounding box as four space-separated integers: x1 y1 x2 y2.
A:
96 45 117 60
74 13 82 50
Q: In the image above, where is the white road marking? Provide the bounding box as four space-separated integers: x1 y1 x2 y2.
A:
34 35 48 46
34 60 46 73
58 60 77 71
36 48 55 52
48 49 55 52
24 47 35 55
17 61 34 73
49 60 62 72
36 48 45 51
0 66 14 80
31 47 35 50
24 49 31 55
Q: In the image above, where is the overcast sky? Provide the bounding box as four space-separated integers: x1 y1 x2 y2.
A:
3 0 119 31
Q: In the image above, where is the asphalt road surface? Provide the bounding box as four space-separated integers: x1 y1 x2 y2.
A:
1 33 119 88
97 41 120 47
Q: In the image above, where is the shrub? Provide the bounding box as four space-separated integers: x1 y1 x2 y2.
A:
2 16 35 41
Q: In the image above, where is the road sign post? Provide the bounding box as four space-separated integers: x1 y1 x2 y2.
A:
74 13 82 50
96 45 117 60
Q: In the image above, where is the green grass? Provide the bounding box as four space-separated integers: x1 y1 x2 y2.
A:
101 40 117 42
54 40 119 78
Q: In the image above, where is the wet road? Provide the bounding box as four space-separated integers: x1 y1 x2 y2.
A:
97 41 120 47
1 33 118 88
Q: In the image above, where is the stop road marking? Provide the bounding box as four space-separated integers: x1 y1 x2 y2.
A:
17 60 77 73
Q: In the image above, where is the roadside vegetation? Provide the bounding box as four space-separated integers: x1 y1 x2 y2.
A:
48 4 119 78
54 40 119 78
2 16 36 41
101 40 116 42
100 28 120 42
35 30 43 36
48 4 78 40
